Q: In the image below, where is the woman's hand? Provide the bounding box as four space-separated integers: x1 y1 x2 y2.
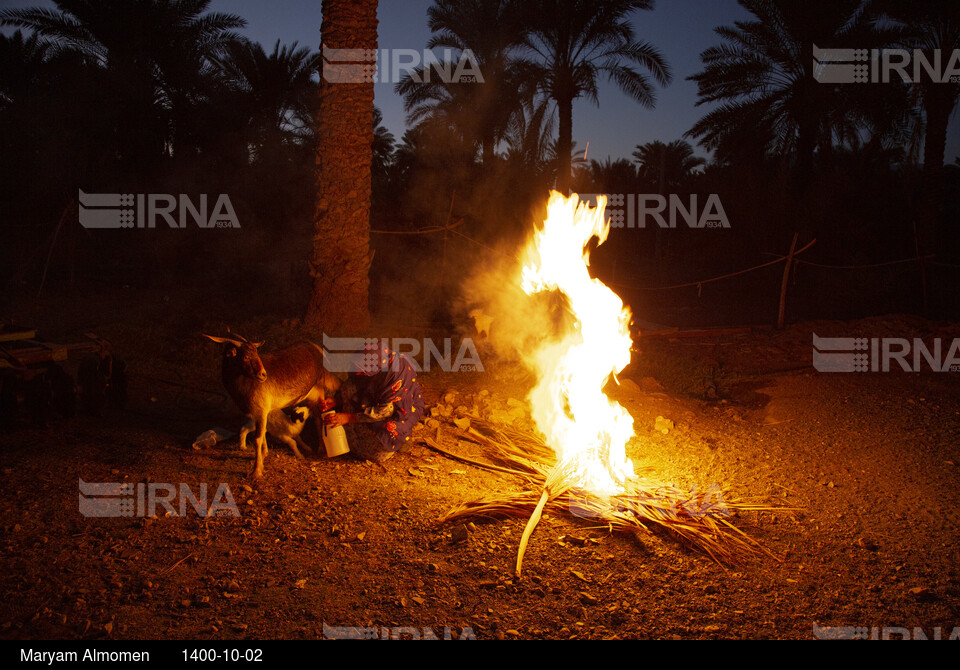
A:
323 412 356 428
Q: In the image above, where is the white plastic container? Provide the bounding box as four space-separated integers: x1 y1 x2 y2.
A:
321 410 350 457
191 427 233 449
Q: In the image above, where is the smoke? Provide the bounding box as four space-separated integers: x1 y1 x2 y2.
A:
456 222 575 369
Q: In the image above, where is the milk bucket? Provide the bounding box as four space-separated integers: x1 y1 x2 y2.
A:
321 410 350 457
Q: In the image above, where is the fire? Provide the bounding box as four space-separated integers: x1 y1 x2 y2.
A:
520 191 636 495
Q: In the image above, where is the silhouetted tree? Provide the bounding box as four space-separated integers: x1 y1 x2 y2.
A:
544 139 589 188
501 97 555 176
687 0 903 190
372 107 396 173
217 38 320 157
0 29 50 109
371 106 397 220
396 0 534 167
870 0 960 255
1 0 245 175
632 139 705 193
521 0 670 193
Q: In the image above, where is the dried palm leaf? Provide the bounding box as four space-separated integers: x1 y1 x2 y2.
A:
433 415 785 568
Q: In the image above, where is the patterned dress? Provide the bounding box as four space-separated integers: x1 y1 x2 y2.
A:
341 344 424 457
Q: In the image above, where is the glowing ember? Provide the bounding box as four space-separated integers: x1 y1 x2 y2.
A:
520 191 636 496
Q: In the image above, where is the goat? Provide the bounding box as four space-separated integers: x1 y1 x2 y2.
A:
258 405 313 461
242 404 313 460
202 331 339 479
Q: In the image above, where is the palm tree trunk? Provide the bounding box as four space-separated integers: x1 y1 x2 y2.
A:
916 90 954 256
306 0 378 333
556 94 573 194
794 113 815 197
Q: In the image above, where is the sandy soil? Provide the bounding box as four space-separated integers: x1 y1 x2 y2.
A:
1 306 959 640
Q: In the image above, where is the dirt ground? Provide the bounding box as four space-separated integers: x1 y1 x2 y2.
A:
1 291 959 640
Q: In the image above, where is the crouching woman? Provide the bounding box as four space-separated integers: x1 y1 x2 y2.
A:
322 344 424 462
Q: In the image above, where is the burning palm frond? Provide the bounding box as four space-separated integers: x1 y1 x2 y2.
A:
432 415 783 572
432 193 784 574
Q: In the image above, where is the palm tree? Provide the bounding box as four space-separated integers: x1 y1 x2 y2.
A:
0 29 51 110
686 0 904 189
0 0 245 172
632 139 705 193
395 60 487 164
390 126 425 189
0 29 72 222
521 0 671 193
217 38 320 157
372 106 396 176
371 106 396 216
582 156 637 192
396 0 533 166
869 0 960 254
306 0 378 333
501 96 556 174
544 138 589 189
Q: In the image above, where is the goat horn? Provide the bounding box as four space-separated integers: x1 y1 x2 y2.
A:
202 333 244 347
224 326 250 342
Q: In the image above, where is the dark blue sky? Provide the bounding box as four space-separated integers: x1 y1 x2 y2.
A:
205 0 960 164
364 0 759 162
3 0 959 164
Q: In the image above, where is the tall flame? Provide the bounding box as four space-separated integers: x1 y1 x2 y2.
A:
521 191 635 495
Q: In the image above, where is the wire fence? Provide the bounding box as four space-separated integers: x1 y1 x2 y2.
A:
371 214 958 323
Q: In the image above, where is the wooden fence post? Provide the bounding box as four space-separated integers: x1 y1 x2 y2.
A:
777 232 799 329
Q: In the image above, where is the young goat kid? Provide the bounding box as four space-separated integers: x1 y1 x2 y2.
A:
246 404 313 459
203 332 337 479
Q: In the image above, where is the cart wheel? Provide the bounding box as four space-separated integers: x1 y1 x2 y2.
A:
108 357 128 409
27 368 53 426
78 355 106 415
0 370 19 424
78 353 126 414
46 363 76 419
